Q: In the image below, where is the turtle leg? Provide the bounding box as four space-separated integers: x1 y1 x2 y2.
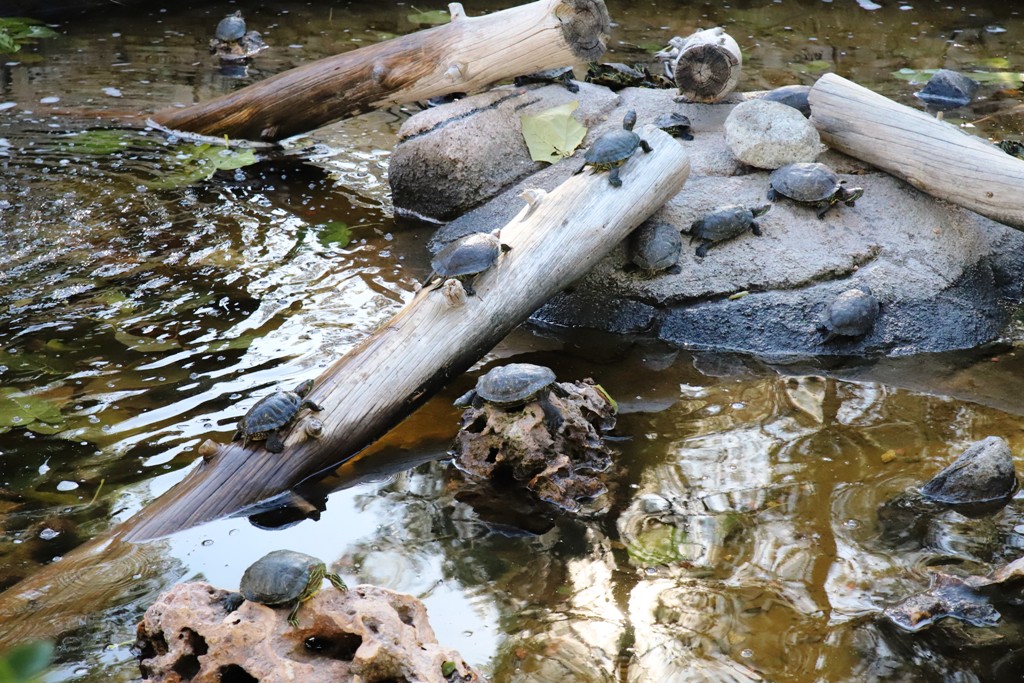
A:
640 139 653 153
695 241 712 258
287 599 303 627
463 279 477 297
815 202 835 220
300 399 324 412
608 166 622 187
766 187 778 201
326 572 348 592
265 430 286 454
751 221 763 237
666 263 682 275
536 391 565 435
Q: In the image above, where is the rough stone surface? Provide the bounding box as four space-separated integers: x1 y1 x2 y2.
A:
136 581 484 683
921 436 1018 506
392 83 1024 357
724 99 824 169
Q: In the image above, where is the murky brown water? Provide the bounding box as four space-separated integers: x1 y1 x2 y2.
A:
3 1 1024 680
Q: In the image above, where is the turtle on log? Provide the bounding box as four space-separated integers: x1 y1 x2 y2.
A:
232 379 323 453
582 110 653 187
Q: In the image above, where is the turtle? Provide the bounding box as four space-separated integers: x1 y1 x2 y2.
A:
689 204 771 258
819 285 880 341
426 229 511 296
761 85 812 118
239 549 347 626
585 62 650 89
454 363 569 433
629 220 683 274
233 379 323 453
514 67 579 93
653 112 694 140
215 11 247 42
583 110 653 187
767 162 864 219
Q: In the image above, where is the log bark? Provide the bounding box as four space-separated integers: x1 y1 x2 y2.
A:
810 73 1024 230
673 27 742 103
150 0 610 142
121 126 690 542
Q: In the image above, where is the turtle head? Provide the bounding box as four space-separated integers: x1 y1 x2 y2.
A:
622 110 637 131
839 186 864 204
293 379 315 397
750 203 772 217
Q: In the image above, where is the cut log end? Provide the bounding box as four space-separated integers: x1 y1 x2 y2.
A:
555 0 611 62
674 43 741 103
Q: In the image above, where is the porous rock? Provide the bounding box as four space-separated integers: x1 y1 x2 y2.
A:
136 581 484 683
724 99 823 169
452 380 616 513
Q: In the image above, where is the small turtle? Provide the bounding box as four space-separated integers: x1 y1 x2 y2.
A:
514 67 579 93
426 230 511 296
454 363 569 433
215 11 247 42
583 110 653 187
761 85 812 117
819 285 880 341
233 379 323 453
653 112 694 140
767 162 864 219
689 204 770 258
239 549 347 626
629 220 682 274
585 62 650 89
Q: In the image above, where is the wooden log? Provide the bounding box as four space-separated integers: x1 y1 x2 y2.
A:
150 0 610 142
672 27 742 103
809 73 1024 230
121 126 690 542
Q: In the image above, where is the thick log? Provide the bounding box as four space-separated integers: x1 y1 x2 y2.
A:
150 0 610 142
121 126 690 542
673 27 742 103
810 73 1024 230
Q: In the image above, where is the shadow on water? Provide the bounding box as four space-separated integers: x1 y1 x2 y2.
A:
4 0 1024 681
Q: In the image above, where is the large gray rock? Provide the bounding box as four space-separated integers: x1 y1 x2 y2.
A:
724 99 823 168
921 436 1017 506
390 84 1024 357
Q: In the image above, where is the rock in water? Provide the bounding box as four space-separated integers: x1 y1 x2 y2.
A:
915 69 979 109
920 435 1017 507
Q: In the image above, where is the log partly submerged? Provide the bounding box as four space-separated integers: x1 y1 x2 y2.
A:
809 73 1024 230
150 0 610 142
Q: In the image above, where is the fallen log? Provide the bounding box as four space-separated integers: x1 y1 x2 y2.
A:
672 27 742 103
150 0 610 142
809 73 1024 230
122 126 690 542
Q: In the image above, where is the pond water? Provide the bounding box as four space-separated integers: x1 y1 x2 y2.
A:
3 0 1024 680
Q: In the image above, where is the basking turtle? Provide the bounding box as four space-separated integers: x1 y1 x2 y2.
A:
233 379 323 453
583 110 653 187
585 62 649 89
215 11 246 42
767 162 864 219
689 204 770 258
653 112 694 140
819 285 879 341
426 230 511 296
629 220 683 274
514 67 579 93
455 363 569 433
239 549 347 626
761 85 812 117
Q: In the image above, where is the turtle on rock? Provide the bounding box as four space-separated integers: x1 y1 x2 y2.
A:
215 11 246 42
455 363 570 433
653 112 694 140
425 229 511 296
819 285 880 342
689 204 770 258
233 379 323 453
239 549 347 626
629 220 683 274
583 110 653 187
767 162 864 219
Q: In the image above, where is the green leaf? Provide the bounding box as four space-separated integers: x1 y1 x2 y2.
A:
0 31 20 54
977 57 1012 70
802 60 833 73
315 220 351 248
114 328 182 352
63 129 136 155
441 661 457 677
0 640 54 680
520 101 588 164
146 144 258 190
406 9 451 25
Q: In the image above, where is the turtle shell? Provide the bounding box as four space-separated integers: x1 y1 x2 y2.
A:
769 163 842 203
235 381 310 439
824 286 879 337
240 550 324 606
475 363 557 407
631 221 682 271
215 11 247 41
653 112 693 140
431 232 502 279
585 129 640 165
691 205 757 242
762 85 812 117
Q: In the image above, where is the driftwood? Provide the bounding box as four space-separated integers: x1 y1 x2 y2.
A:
150 0 610 142
810 73 1024 230
672 27 742 103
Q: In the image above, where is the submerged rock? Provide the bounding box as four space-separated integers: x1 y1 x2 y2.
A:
883 571 1000 632
920 436 1018 508
915 69 979 110
136 581 484 683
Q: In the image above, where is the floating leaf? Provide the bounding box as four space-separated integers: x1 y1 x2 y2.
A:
0 388 65 429
113 329 182 352
315 220 352 248
0 640 54 681
520 101 588 164
0 18 57 54
406 9 451 25
0 31 19 53
146 144 258 190
62 129 137 155
802 60 833 73
978 57 1012 70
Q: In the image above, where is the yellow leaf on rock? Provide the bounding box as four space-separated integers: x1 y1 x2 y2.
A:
520 101 588 164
